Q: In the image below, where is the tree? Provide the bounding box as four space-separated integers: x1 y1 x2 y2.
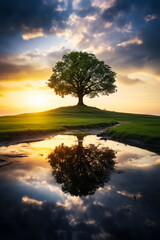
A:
47 51 117 106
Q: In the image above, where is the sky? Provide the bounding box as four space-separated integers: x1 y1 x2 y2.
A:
0 0 160 115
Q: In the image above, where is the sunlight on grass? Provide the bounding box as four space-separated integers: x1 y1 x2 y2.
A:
0 105 160 145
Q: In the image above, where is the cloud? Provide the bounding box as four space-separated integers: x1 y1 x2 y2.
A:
63 0 160 75
101 0 160 71
0 80 48 95
0 0 68 38
144 14 158 22
0 46 73 83
118 75 144 85
72 0 82 10
0 0 73 60
60 12 114 53
47 47 71 66
91 0 115 10
117 37 143 47
0 60 51 81
102 0 131 26
22 27 45 40
22 196 43 206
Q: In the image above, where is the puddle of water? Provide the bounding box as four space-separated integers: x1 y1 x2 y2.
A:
0 134 160 240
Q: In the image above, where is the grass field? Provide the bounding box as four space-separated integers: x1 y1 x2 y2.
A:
100 111 160 144
0 105 160 145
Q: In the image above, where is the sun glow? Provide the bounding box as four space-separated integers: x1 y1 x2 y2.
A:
28 92 49 107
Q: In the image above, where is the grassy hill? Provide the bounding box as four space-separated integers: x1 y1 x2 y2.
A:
0 105 160 146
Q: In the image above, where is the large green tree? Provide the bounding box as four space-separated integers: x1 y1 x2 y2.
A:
47 51 116 106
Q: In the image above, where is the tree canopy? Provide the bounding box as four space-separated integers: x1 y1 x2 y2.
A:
47 51 117 105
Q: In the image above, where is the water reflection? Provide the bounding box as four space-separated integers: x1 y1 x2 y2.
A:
0 134 160 240
48 136 116 196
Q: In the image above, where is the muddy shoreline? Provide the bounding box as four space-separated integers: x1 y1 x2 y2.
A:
0 123 159 154
0 123 116 147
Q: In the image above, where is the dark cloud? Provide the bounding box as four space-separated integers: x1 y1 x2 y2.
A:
63 0 160 75
139 20 160 61
0 0 73 58
0 59 50 81
0 0 68 37
73 0 97 17
97 0 160 74
77 5 97 18
102 0 160 24
102 0 131 26
106 18 160 74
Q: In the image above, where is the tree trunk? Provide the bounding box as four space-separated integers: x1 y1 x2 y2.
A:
77 94 85 106
77 136 84 147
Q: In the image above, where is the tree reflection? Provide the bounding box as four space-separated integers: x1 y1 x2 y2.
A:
48 136 116 196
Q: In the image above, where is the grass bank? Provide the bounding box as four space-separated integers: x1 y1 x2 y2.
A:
0 106 117 142
0 106 160 150
99 111 160 152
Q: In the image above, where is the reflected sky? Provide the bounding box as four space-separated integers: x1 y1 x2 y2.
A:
0 134 160 240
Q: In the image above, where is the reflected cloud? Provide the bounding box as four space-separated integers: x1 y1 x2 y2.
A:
117 190 142 200
22 196 43 206
57 195 85 212
155 158 160 165
117 152 140 163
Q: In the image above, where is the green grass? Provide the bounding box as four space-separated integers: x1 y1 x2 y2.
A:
105 122 160 144
100 111 160 145
0 105 160 145
0 106 117 141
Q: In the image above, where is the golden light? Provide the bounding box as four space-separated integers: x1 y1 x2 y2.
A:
28 92 49 107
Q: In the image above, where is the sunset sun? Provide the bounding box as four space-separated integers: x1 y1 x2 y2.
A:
28 93 49 107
